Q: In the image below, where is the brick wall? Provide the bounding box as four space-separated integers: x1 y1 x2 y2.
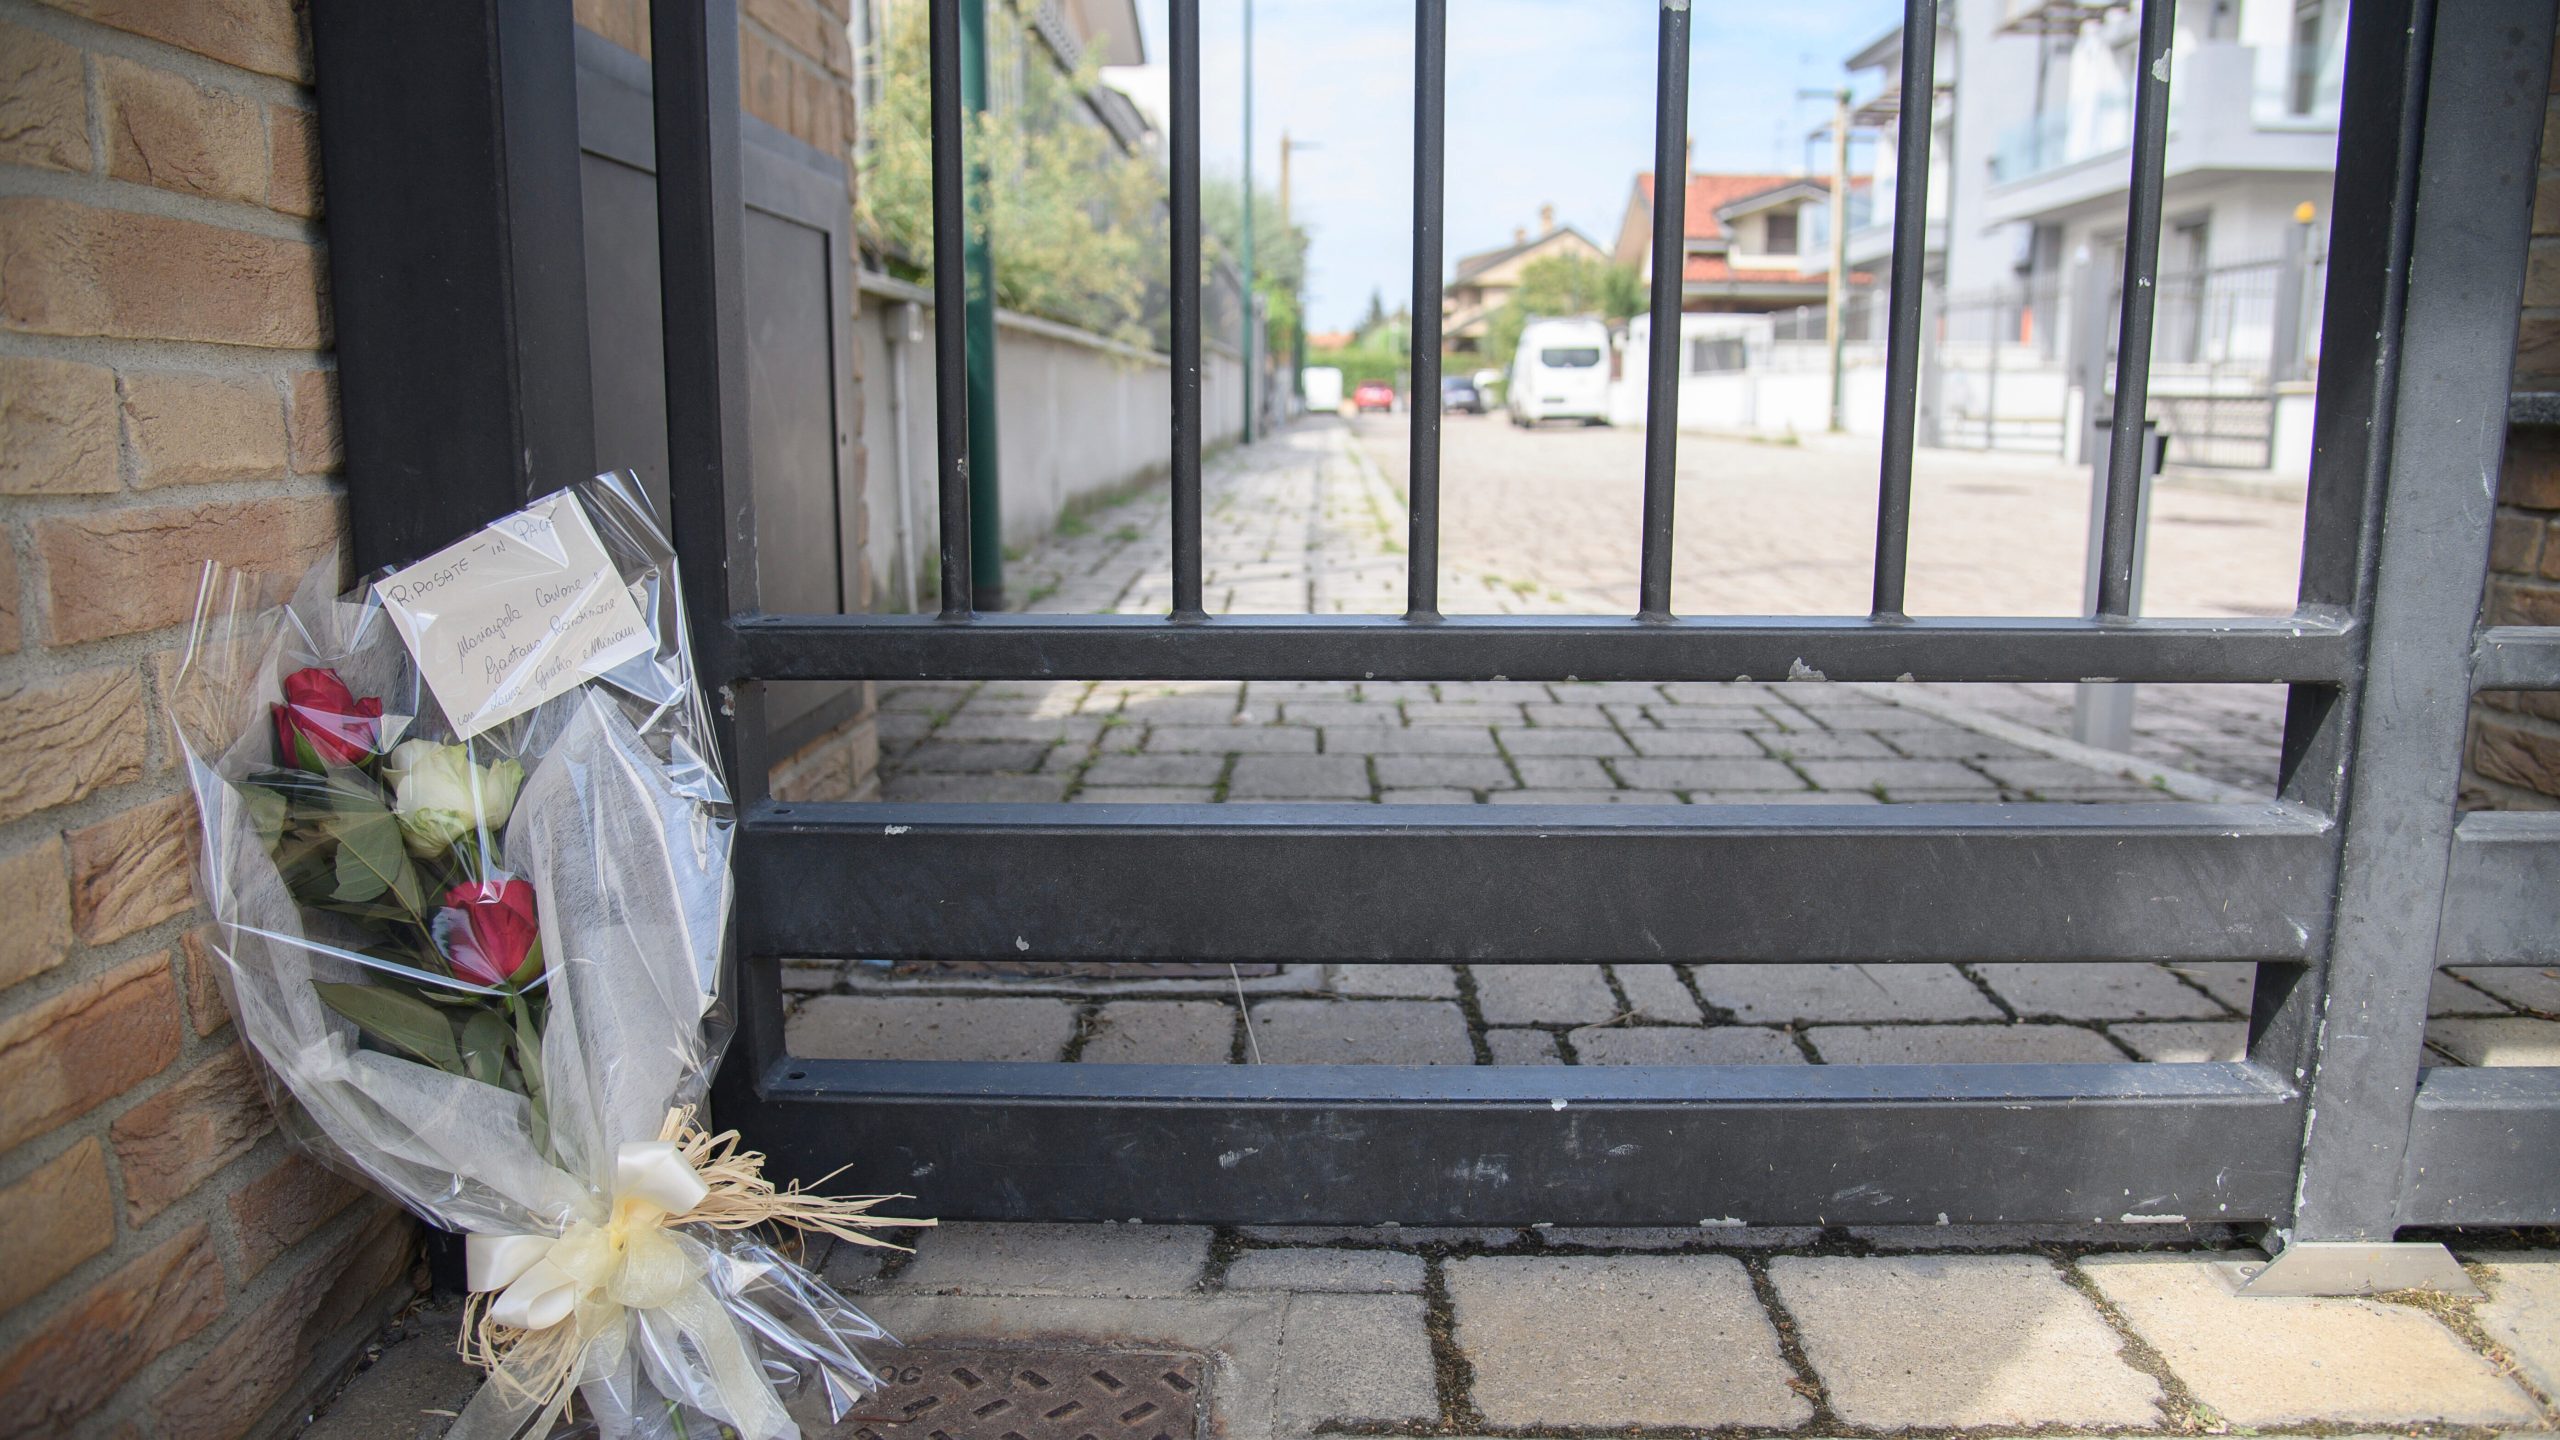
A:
2465 45 2560 810
577 0 882 804
0 1 424 1436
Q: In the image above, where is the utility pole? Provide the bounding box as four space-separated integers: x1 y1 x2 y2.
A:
960 0 1002 607
1240 0 1256 444
1278 128 1295 230
1800 84 1853 434
1827 85 1850 433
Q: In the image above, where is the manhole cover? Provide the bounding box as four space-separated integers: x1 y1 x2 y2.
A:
834 1346 1205 1440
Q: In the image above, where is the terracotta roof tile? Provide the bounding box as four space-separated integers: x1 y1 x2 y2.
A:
1635 171 1805 243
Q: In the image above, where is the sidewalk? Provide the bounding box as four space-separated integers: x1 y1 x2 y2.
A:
315 1229 2559 1438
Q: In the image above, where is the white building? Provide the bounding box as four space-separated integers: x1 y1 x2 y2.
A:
1830 0 2342 468
1970 0 2341 295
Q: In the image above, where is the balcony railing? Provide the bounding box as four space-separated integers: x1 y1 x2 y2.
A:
1991 89 2131 184
1990 39 2342 187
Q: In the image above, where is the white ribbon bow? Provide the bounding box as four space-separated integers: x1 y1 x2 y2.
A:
465 1140 712 1331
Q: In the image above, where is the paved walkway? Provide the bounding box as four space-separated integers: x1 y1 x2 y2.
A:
318 1232 2560 1438
830 420 2558 1071
1347 414 2300 792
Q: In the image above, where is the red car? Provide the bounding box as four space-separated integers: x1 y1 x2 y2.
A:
1351 381 1396 413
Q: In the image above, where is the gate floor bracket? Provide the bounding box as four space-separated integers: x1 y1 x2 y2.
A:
2235 1242 2479 1298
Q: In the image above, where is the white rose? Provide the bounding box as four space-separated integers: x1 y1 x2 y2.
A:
388 741 525 858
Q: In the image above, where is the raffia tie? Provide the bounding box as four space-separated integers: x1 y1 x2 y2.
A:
455 1108 931 1438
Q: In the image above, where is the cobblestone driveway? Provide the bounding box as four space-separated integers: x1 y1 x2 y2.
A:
809 420 2559 1072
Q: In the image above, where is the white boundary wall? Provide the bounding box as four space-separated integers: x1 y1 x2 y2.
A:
856 271 1248 610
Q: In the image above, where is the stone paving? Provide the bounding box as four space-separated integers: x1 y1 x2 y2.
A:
1348 414 2304 793
311 424 2560 1439
824 419 2560 1070
785 958 2560 1070
315 1234 2560 1437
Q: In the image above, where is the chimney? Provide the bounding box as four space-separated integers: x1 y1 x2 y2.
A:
1539 202 1556 234
1684 135 1695 180
1513 225 1527 243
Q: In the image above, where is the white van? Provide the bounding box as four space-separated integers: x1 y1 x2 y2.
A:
1507 318 1612 426
1300 365 1344 413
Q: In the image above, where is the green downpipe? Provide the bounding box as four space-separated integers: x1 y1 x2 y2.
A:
961 0 1004 609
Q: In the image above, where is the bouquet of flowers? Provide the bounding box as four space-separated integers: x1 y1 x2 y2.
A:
171 474 926 1440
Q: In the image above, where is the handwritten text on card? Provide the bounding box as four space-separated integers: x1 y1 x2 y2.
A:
375 494 653 737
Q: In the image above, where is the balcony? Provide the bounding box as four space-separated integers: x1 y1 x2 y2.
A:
1981 40 2340 227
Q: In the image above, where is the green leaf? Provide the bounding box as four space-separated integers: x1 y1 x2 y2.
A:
315 981 464 1072
455 1008 511 1088
240 786 290 852
328 803 423 914
511 998 545 1083
259 767 389 823
310 897 418 926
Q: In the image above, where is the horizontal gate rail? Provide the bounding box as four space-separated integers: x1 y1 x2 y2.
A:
2398 1067 2560 1227
740 1059 2303 1226
729 612 2355 684
737 799 2331 963
2437 811 2560 965
2469 625 2560 690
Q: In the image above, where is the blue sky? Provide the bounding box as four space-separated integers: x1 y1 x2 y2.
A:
1129 0 1901 331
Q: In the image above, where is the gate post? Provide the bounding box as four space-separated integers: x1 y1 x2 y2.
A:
646 0 777 1116
2250 0 2555 1291
309 0 597 573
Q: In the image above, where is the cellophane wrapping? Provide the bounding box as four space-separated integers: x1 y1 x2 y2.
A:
170 473 904 1439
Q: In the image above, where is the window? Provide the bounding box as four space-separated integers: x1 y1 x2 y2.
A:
850 0 884 150
1689 336 1748 374
1765 210 1799 256
1538 347 1602 369
2290 0 2332 114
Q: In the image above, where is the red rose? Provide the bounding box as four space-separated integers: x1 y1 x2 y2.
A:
434 877 544 988
274 667 385 771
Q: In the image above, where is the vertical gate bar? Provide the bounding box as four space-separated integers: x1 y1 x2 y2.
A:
2093 0 2177 618
650 0 759 781
1405 0 1448 619
1636 0 1692 619
648 0 783 1102
928 0 974 617
2277 0 2556 1242
1169 0 1204 618
1869 0 1937 620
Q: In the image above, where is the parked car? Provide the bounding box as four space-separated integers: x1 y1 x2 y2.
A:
1352 381 1397 413
1440 376 1484 414
1507 317 1612 426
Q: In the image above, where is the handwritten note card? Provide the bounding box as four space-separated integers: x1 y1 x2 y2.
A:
374 494 653 738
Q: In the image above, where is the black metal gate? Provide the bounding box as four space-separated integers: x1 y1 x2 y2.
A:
325 0 2560 1256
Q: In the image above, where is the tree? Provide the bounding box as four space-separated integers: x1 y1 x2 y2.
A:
1484 254 1645 369
856 0 1168 346
1357 289 1387 337
1201 175 1308 301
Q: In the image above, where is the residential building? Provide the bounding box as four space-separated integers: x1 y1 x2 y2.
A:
1441 206 1609 356
1611 165 1857 315
856 0 1154 157
1821 0 2342 465
1975 0 2339 278
1840 18 1955 279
